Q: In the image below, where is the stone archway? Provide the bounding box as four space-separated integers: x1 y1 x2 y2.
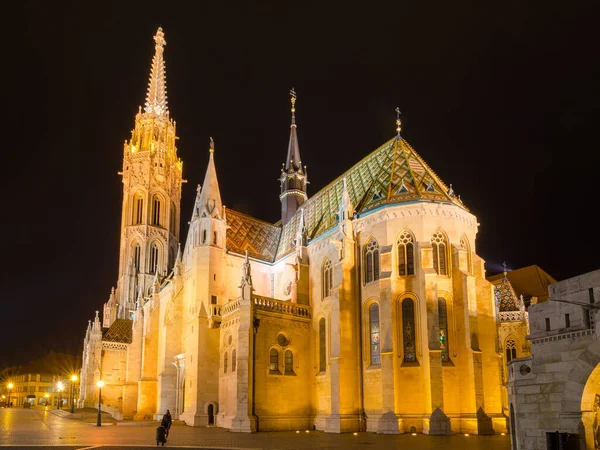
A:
581 362 600 449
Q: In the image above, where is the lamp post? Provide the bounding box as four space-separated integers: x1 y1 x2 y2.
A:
57 382 64 410
70 375 77 414
96 380 104 427
7 383 13 408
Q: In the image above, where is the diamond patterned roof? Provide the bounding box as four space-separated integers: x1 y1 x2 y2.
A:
102 319 133 344
275 136 467 260
226 209 281 261
493 276 521 312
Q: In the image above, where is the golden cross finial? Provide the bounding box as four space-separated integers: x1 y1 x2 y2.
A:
290 87 297 114
395 107 401 136
209 136 214 153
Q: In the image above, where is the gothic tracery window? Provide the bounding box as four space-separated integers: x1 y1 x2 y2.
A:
397 230 415 276
438 298 449 362
322 258 333 298
505 338 517 362
364 239 380 284
152 195 162 226
319 318 326 373
402 298 417 362
149 243 159 274
431 231 448 275
369 303 381 365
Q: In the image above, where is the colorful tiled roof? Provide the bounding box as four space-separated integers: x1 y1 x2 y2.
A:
102 319 133 344
275 136 466 260
226 209 281 261
493 276 521 312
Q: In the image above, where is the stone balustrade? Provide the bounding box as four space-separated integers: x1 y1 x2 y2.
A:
253 296 311 318
222 299 241 316
498 311 524 322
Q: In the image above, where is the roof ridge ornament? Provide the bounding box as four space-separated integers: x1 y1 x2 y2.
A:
209 136 215 153
395 107 402 137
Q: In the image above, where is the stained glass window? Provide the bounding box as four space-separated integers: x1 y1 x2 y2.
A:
397 231 415 276
285 350 294 375
370 304 381 365
323 259 333 298
431 231 447 275
505 339 517 362
365 240 380 283
269 348 279 372
438 298 449 362
319 318 326 373
402 299 417 362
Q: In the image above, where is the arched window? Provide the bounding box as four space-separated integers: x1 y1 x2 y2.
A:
438 298 449 362
402 298 417 362
133 243 141 272
169 202 177 233
319 318 326 373
397 230 415 276
133 192 144 225
322 259 333 298
505 338 517 362
202 229 207 244
284 350 294 375
232 349 237 372
460 236 472 273
431 231 447 275
369 304 381 365
152 195 162 226
149 243 159 274
269 348 279 373
364 239 380 283
223 352 228 373
213 231 217 245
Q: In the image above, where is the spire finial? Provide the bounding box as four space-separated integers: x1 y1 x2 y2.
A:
209 136 215 153
290 87 297 125
503 261 507 277
395 107 402 137
145 27 168 116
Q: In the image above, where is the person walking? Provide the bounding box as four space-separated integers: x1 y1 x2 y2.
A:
161 410 172 438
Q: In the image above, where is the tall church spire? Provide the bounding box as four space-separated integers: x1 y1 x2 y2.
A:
279 88 308 226
145 27 168 117
197 137 223 218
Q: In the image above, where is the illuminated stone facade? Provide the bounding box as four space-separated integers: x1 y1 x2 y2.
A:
79 28 509 434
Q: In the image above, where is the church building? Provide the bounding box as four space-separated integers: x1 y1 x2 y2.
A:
78 27 509 435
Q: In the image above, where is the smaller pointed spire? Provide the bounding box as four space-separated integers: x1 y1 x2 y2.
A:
196 138 223 218
145 27 168 117
296 208 308 247
395 107 402 138
93 311 101 332
339 177 354 221
285 88 302 171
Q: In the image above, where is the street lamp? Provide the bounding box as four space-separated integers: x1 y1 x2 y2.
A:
57 381 64 410
96 380 104 427
7 383 13 408
70 375 78 413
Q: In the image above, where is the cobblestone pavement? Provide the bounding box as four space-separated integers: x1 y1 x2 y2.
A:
0 407 511 449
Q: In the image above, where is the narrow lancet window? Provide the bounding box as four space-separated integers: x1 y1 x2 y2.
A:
319 318 326 373
370 304 381 365
152 195 162 226
284 350 294 375
149 243 159 274
269 348 279 373
431 231 447 275
506 339 517 362
323 259 333 298
364 239 380 283
438 298 449 362
402 298 417 362
397 231 415 276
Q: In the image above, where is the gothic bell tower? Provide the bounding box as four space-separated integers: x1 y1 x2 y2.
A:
114 27 183 319
279 88 308 226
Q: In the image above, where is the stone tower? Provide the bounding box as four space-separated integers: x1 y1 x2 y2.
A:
114 27 183 321
279 88 308 226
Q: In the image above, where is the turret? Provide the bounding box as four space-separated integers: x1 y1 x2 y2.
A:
279 88 308 225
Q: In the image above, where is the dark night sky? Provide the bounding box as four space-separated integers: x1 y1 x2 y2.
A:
3 1 598 366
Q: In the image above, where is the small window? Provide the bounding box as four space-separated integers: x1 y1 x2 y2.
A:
202 229 207 244
232 350 237 371
319 318 326 373
224 352 228 373
565 314 570 328
590 288 595 304
152 195 162 226
284 350 294 375
269 348 279 373
322 259 333 298
545 318 551 331
213 231 217 245
211 295 217 305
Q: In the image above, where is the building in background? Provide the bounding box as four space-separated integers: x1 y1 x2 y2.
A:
79 27 513 435
507 269 600 450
